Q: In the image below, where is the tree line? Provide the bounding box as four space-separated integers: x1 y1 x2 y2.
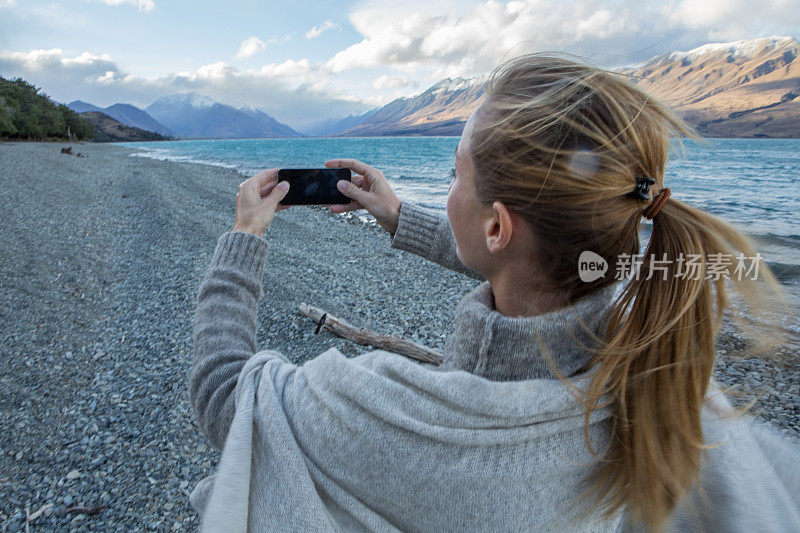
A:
0 76 94 141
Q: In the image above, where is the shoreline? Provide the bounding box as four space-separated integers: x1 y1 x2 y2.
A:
0 141 797 530
117 140 800 302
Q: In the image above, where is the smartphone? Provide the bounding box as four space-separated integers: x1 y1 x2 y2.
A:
277 168 351 205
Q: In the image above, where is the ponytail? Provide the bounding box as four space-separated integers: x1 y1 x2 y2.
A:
584 197 789 530
468 51 791 531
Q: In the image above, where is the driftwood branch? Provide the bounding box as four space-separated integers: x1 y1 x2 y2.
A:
298 303 443 365
57 504 107 516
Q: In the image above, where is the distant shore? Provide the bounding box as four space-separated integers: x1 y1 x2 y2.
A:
0 141 797 529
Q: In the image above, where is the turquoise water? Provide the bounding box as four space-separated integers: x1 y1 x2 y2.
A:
118 137 461 208
117 137 800 304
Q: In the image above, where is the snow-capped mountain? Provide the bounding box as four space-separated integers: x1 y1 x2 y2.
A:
636 36 796 68
330 36 798 138
145 92 302 139
621 36 800 137
152 92 216 109
66 100 173 137
76 35 796 140
334 75 489 136
428 74 491 95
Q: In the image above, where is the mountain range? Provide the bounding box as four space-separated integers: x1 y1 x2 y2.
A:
621 36 800 138
301 108 382 137
144 93 301 139
333 76 489 136
76 111 170 142
65 35 799 140
67 100 173 137
67 93 302 140
335 36 799 138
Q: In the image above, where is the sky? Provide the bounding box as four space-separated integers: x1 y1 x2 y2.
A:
1 0 799 131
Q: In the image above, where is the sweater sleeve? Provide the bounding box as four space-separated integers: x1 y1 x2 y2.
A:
388 200 485 281
190 230 293 450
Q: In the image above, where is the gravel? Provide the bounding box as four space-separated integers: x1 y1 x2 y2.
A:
0 141 797 531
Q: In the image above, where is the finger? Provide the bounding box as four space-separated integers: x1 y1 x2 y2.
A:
260 181 279 197
337 173 367 198
324 159 376 178
330 200 363 213
265 180 290 207
335 178 370 204
250 169 279 189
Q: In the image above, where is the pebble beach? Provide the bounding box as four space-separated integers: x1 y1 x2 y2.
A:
0 141 798 531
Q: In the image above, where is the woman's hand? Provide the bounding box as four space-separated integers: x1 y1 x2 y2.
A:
324 158 401 235
232 169 291 238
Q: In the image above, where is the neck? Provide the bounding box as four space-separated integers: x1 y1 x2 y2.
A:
488 271 570 318
441 281 619 382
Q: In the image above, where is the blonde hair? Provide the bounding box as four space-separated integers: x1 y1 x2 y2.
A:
468 52 789 530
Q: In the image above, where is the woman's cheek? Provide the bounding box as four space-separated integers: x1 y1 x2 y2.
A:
446 187 453 222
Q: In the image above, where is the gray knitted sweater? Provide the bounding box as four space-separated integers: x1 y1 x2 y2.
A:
189 201 800 532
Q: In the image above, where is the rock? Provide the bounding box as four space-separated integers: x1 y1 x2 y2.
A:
1 142 796 532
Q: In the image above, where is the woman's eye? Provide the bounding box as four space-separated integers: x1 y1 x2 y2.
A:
450 168 456 180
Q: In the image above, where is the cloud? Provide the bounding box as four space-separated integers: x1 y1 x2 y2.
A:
0 48 117 82
0 47 371 131
306 20 341 39
195 61 237 79
371 74 416 90
0 0 15 7
89 0 155 13
257 58 312 77
664 0 800 40
324 0 800 76
236 37 266 59
235 35 291 59
3 0 799 131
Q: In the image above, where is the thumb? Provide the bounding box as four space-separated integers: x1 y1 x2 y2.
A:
268 180 290 206
337 179 368 204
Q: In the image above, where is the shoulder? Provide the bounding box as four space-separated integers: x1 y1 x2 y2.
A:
297 347 441 395
304 347 438 375
298 347 613 426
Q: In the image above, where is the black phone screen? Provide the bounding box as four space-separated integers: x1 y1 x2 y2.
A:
277 168 351 205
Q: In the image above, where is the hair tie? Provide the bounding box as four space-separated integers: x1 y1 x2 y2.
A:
642 188 671 219
627 175 655 201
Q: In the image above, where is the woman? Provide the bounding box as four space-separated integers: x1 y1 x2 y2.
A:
188 54 800 532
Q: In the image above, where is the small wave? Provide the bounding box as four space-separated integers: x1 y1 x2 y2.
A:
766 260 800 283
397 174 446 182
751 232 800 248
128 149 238 170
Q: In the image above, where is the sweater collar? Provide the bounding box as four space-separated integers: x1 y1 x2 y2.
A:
442 281 619 381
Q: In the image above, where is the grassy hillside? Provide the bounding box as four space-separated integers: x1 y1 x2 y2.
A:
78 111 170 142
0 77 94 141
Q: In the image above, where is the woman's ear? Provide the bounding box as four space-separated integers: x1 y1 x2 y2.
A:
484 201 514 254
